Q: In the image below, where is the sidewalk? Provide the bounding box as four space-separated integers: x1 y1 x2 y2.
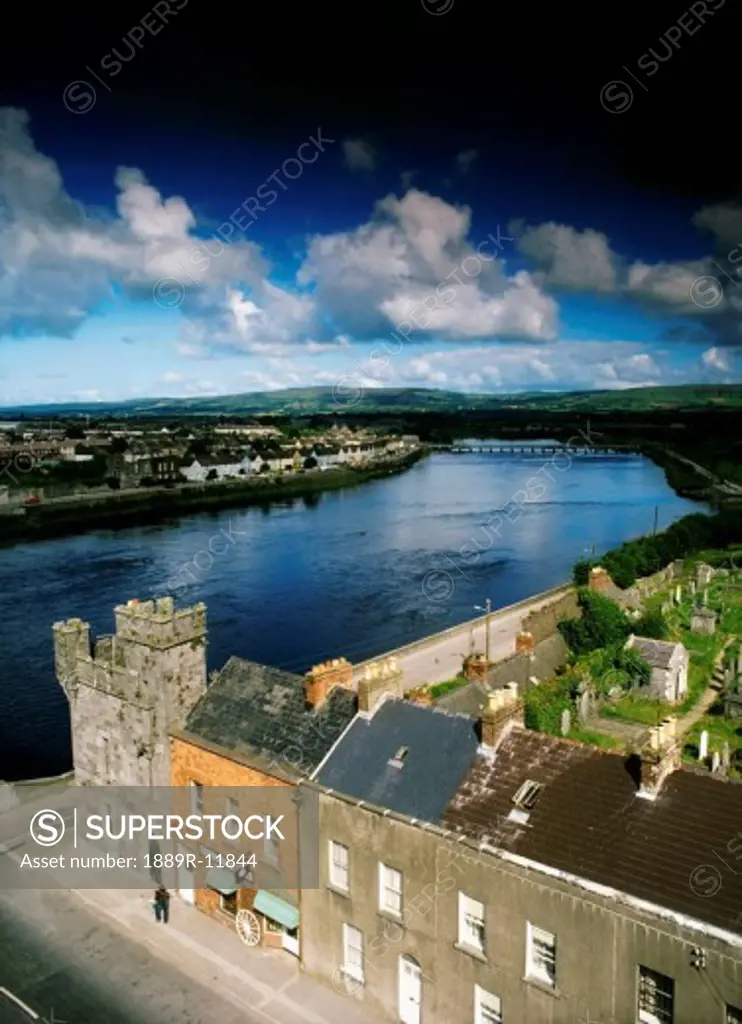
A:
71 887 379 1024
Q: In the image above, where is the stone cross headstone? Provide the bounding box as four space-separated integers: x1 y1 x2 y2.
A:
560 708 571 736
699 729 709 761
711 750 721 773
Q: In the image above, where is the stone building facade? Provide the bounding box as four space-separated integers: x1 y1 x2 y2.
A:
53 597 207 786
300 746 742 1024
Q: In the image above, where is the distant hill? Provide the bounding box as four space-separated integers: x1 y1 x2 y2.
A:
2 384 742 418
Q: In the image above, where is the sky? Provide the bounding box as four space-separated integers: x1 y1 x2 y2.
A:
0 0 741 406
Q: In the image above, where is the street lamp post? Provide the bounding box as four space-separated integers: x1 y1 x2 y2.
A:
474 598 492 664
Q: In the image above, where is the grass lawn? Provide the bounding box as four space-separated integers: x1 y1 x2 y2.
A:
600 694 673 726
429 675 469 699
682 700 742 776
567 728 620 750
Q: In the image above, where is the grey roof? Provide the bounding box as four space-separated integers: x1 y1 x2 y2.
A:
315 698 480 824
627 635 685 669
436 680 489 717
183 656 357 775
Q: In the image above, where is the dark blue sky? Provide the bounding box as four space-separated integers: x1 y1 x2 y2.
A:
1 0 740 404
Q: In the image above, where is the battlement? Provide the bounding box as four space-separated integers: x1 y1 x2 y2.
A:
114 597 207 648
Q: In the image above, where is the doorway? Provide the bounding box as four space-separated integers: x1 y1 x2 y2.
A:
398 955 422 1024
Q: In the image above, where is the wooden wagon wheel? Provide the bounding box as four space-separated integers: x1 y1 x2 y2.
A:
236 908 261 946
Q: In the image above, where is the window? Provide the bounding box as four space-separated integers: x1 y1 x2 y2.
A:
474 985 503 1024
458 892 486 954
637 965 674 1024
342 924 364 983
513 779 543 810
378 863 403 917
728 1007 742 1024
190 780 203 815
329 841 349 892
526 923 556 988
388 746 409 768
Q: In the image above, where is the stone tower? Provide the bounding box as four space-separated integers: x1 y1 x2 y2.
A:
53 597 207 786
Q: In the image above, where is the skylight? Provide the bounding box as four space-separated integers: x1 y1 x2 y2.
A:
512 779 543 811
388 746 409 768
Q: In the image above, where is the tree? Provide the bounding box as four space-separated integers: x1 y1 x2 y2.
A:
558 589 630 656
303 455 318 470
110 437 129 453
632 610 668 640
572 560 591 586
65 425 85 440
106 476 121 490
206 468 218 481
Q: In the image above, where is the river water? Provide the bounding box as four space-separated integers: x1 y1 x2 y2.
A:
0 446 703 781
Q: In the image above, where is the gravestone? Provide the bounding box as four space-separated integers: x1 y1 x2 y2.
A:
703 588 709 606
675 585 682 604
578 689 591 723
699 729 709 761
722 741 731 770
711 751 721 773
689 580 696 595
560 708 571 736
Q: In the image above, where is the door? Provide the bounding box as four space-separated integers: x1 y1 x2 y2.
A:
177 845 195 905
282 926 300 957
398 955 422 1024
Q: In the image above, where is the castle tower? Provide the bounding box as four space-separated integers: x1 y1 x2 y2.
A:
53 597 207 787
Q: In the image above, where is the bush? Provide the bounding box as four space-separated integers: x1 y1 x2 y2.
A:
558 589 630 656
524 677 575 735
632 610 668 639
106 476 121 490
206 469 218 481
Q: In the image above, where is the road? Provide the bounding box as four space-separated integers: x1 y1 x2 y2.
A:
663 449 742 496
354 587 570 689
0 884 260 1024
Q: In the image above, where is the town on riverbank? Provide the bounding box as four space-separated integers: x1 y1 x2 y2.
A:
2 514 740 1024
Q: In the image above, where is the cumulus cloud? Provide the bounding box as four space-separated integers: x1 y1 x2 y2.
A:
702 346 730 372
298 189 558 342
342 138 377 172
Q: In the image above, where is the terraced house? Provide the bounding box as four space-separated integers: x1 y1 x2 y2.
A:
301 691 742 1024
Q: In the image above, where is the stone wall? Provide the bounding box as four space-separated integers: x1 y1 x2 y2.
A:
620 561 683 609
521 590 579 643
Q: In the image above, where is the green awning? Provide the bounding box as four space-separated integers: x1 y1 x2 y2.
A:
253 890 300 930
206 868 238 895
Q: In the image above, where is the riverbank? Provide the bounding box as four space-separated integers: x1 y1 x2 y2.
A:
0 449 426 548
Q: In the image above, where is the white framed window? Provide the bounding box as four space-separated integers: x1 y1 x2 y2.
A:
189 780 203 815
458 892 486 953
378 863 403 917
474 984 503 1024
637 965 674 1024
342 923 364 983
526 923 556 988
329 840 349 892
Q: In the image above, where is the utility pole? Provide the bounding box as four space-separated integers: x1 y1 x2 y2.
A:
475 599 492 663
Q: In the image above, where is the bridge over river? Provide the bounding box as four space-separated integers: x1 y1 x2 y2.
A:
432 443 641 455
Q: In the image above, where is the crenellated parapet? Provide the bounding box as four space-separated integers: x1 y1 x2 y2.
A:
113 596 207 648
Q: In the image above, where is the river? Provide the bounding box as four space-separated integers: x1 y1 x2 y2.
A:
0 445 704 781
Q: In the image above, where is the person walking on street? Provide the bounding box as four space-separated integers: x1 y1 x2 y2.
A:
153 885 170 924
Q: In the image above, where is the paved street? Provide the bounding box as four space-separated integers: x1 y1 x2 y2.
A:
357 587 570 689
0 852 377 1024
0 886 258 1024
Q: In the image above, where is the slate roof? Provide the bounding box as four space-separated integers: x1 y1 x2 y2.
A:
315 698 480 824
182 656 357 776
627 635 685 669
442 729 742 938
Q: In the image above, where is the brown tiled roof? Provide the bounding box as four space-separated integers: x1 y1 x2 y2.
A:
442 729 742 937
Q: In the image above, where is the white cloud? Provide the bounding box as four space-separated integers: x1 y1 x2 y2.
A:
299 189 558 342
702 346 730 371
342 138 377 172
160 371 185 383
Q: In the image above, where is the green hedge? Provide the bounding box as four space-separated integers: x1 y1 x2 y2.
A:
572 511 742 589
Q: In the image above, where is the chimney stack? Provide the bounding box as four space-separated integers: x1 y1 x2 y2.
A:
637 716 680 800
515 631 536 656
304 657 353 709
588 566 614 594
358 657 404 714
480 683 523 751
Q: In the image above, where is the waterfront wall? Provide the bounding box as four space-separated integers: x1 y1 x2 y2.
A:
352 582 574 685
